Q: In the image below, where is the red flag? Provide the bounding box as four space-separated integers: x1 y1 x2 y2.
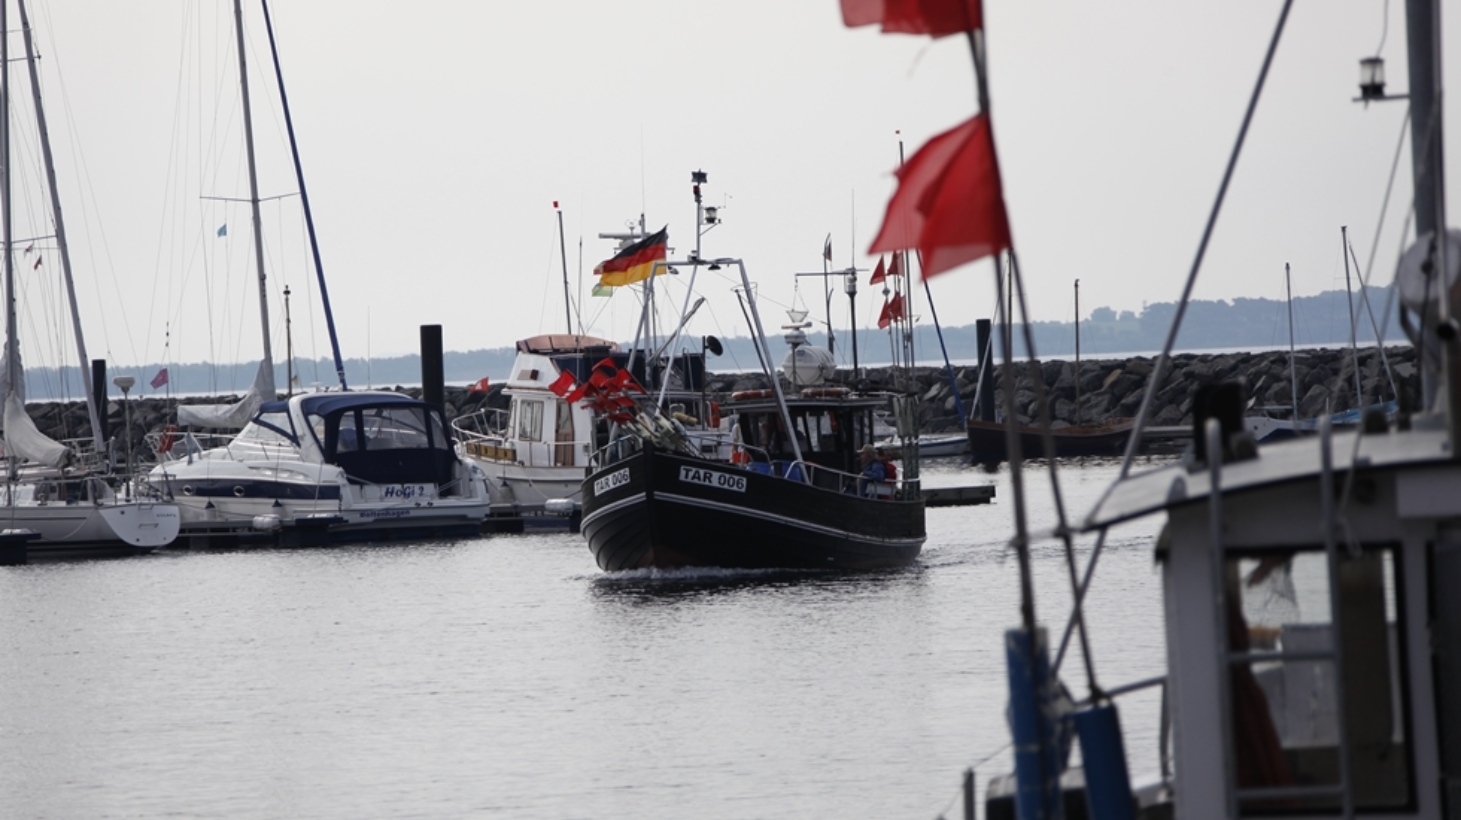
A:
32 257 41 270
150 368 169 389
878 294 905 330
888 252 904 278
840 0 982 36
869 113 1011 278
547 371 573 397
468 376 491 393
869 256 886 286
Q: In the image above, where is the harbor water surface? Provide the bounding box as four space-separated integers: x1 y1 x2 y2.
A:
0 457 1171 818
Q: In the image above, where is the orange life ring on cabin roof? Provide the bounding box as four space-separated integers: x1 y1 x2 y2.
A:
800 386 850 399
730 389 774 401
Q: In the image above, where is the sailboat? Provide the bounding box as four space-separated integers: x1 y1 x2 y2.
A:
965 279 1135 464
0 0 180 559
144 0 490 545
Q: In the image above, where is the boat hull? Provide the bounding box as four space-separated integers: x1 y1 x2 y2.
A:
965 419 1134 464
581 445 925 572
0 500 180 558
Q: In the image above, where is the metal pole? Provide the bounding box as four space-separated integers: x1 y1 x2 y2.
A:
260 0 345 391
557 205 574 334
234 0 276 398
1074 279 1081 425
18 0 102 452
284 285 294 397
1340 226 1364 409
1286 263 1300 423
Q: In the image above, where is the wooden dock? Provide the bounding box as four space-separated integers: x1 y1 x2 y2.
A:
919 484 997 507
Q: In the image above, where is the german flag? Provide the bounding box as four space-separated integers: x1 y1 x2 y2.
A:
595 227 668 287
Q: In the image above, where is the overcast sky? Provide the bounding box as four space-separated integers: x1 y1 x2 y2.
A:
7 0 1459 379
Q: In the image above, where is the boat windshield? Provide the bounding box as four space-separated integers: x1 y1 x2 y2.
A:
307 402 454 485
237 411 298 445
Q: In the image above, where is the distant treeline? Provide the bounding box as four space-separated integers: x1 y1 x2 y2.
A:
21 286 1405 401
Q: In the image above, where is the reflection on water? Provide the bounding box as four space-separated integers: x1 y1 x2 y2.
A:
0 458 1170 819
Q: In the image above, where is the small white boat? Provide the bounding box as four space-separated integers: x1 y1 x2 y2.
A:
453 334 616 520
148 391 490 544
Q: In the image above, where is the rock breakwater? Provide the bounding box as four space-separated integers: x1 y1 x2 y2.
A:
16 347 1417 457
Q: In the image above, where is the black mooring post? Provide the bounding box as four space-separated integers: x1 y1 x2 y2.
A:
963 768 976 820
976 319 995 422
420 324 445 412
91 358 108 442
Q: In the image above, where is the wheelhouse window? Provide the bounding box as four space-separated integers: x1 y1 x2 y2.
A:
1226 546 1412 814
518 400 544 443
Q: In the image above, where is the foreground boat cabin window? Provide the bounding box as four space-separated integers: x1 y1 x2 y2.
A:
1226 547 1412 814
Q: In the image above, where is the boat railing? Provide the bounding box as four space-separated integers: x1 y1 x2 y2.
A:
145 430 234 462
454 407 596 467
452 407 510 440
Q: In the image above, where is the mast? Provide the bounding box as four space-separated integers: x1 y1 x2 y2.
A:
1 0 16 412
1340 226 1364 410
259 0 339 390
1285 263 1299 423
17 0 102 452
557 203 573 335
1074 279 1081 425
233 0 276 399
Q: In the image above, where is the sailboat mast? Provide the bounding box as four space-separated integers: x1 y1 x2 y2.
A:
557 205 573 335
17 0 102 452
1340 226 1364 409
259 0 345 391
1074 279 1081 425
233 0 276 398
1 0 16 403
1285 263 1299 423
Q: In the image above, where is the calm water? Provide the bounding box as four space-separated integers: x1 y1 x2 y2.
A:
0 457 1172 819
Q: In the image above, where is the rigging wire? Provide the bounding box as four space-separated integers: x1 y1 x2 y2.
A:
1053 0 1295 678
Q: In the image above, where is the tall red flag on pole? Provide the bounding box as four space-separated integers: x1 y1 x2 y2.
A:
869 256 887 286
868 112 1011 279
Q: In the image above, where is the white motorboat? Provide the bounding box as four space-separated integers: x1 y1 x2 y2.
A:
454 333 731 524
148 391 489 544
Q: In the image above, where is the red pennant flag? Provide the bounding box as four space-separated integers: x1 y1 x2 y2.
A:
888 252 904 279
869 256 886 286
32 257 41 270
564 382 592 404
888 292 905 323
869 113 1011 279
468 376 491 393
877 298 893 330
547 371 574 397
840 0 983 36
150 368 169 389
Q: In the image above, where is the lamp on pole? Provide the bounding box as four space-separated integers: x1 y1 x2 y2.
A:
113 375 134 480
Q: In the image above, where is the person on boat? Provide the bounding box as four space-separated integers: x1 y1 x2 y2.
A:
858 444 886 497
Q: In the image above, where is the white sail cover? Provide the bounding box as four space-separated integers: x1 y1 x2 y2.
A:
4 392 69 468
178 360 276 430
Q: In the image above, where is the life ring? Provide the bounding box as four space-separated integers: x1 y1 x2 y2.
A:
731 389 774 401
800 386 850 399
708 401 721 428
157 424 178 454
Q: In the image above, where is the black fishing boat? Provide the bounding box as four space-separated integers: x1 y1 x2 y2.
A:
581 389 925 571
